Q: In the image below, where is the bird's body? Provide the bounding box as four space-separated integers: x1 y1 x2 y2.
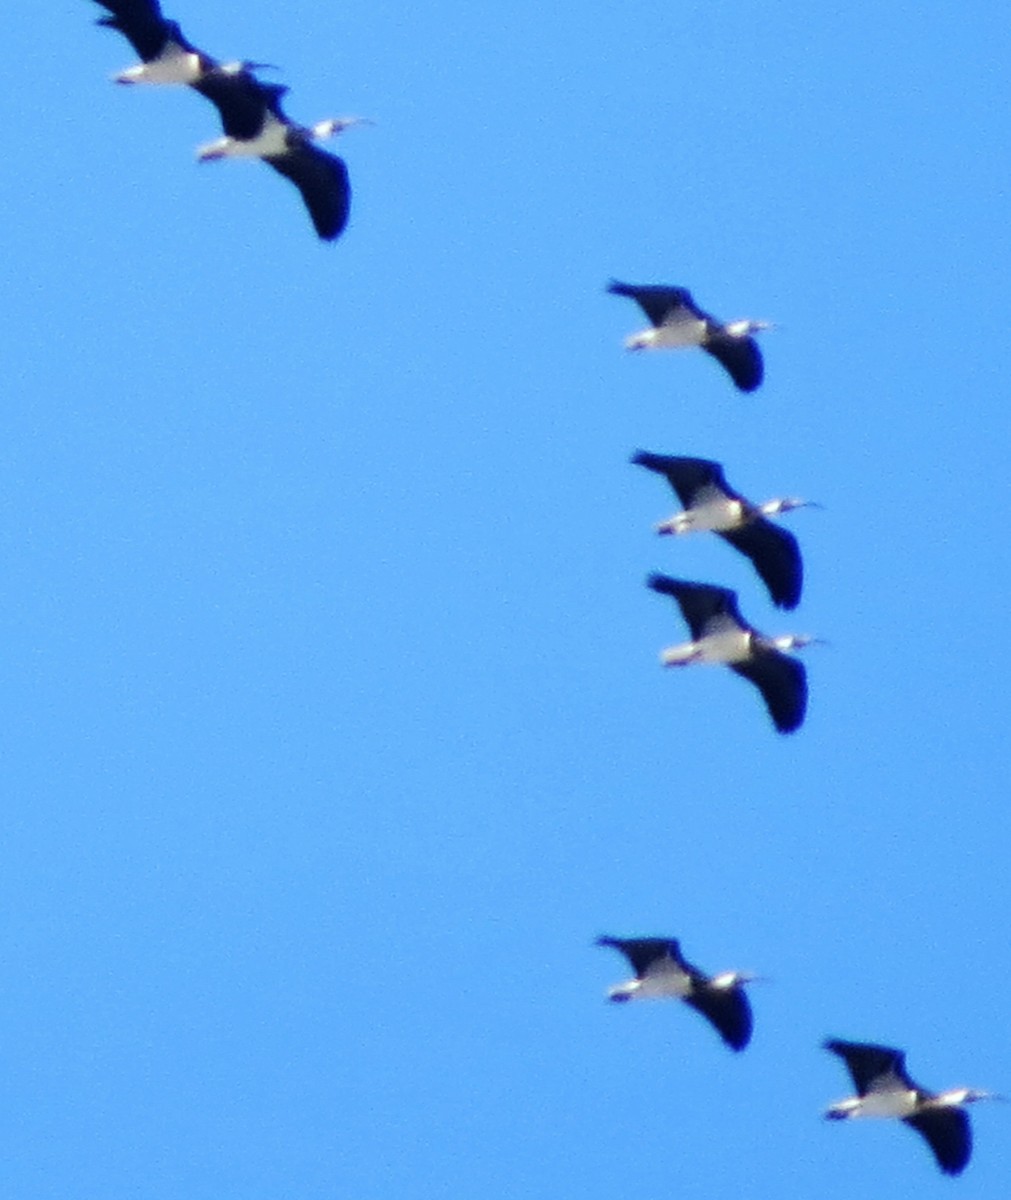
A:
633 452 808 609
823 1039 1000 1176
607 281 771 392
597 936 755 1051
647 575 813 733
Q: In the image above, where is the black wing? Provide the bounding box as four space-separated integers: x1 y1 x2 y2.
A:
685 986 753 1052
824 1040 910 1094
731 650 807 734
720 519 802 610
904 1109 972 1176
265 144 351 241
702 333 764 392
193 73 279 140
93 1 185 61
596 937 681 979
607 281 700 328
631 452 736 509
647 574 744 641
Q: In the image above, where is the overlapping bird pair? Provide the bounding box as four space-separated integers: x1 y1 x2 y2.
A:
90 0 367 240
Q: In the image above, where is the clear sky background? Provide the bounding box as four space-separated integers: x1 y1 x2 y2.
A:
2 2 1009 1197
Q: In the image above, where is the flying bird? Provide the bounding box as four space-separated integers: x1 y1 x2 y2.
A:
607 281 772 392
196 81 366 241
632 452 812 610
823 1039 1003 1176
597 936 756 1051
647 575 814 733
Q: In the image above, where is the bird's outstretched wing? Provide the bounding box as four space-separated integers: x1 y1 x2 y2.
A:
93 0 187 62
631 452 735 509
824 1040 909 1093
731 651 807 734
607 281 699 328
265 145 351 241
702 332 763 392
904 1108 972 1176
685 986 753 1052
647 575 743 641
194 73 279 139
596 936 680 979
720 519 802 610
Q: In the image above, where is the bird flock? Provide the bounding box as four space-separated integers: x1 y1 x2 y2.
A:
85 0 1001 1185
600 281 1002 1176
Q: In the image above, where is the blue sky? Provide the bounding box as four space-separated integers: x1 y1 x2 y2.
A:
2 2 1009 1196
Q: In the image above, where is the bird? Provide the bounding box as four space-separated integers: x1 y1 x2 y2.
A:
823 1039 1003 1176
596 936 756 1051
195 81 365 241
632 453 812 610
92 0 268 88
607 281 772 392
647 575 814 733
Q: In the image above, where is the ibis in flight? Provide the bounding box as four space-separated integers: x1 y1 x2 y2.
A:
195 82 366 242
607 281 772 392
647 575 814 733
632 452 810 610
597 936 756 1051
91 0 363 240
823 1039 1003 1176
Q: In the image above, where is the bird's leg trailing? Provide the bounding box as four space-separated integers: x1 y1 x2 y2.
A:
824 1099 860 1120
654 512 692 536
195 138 230 161
660 642 703 667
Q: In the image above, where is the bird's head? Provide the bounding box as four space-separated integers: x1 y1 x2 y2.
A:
761 496 821 517
958 1088 1006 1105
311 116 376 141
710 970 763 990
725 318 775 338
217 59 278 75
768 633 824 654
